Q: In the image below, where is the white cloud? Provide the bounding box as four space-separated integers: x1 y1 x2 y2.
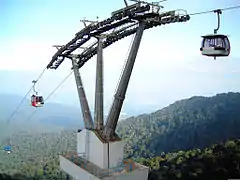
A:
0 40 55 70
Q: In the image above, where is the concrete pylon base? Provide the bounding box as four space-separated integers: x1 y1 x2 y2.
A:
77 129 125 169
59 129 149 180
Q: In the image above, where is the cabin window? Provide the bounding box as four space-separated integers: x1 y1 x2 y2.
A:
203 38 212 48
224 37 230 49
215 38 225 48
203 37 226 48
31 96 36 101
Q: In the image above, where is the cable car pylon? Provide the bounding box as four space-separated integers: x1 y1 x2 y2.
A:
71 54 94 130
104 21 146 140
94 36 104 132
52 45 94 130
46 1 191 178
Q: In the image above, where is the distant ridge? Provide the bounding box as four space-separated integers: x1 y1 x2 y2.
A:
0 93 84 133
117 92 240 158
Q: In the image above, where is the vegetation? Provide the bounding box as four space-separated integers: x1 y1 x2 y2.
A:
1 134 240 179
117 92 240 158
0 92 239 179
141 139 240 180
0 130 75 179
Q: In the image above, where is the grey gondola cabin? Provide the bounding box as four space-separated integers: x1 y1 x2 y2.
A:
200 34 230 57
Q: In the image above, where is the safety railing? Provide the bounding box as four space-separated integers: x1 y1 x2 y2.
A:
62 152 136 178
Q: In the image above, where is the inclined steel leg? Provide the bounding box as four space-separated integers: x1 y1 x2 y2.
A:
104 21 146 139
94 37 104 131
72 57 94 129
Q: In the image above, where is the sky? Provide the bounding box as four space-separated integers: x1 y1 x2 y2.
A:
1 0 240 117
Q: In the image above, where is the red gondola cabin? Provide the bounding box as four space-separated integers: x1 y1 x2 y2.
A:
31 95 44 107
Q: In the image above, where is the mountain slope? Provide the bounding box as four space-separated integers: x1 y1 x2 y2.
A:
1 126 240 180
116 92 240 158
141 139 240 180
0 94 84 135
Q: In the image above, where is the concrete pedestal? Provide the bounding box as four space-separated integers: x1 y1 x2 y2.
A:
59 129 149 180
77 129 125 169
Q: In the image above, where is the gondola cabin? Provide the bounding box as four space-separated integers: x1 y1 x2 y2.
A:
4 146 12 154
200 34 230 57
31 95 44 107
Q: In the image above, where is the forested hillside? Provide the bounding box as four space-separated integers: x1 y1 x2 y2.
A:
1 92 240 179
0 130 75 179
0 132 239 180
142 139 240 180
117 92 240 158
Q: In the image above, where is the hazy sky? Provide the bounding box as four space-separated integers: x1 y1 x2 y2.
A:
1 0 240 116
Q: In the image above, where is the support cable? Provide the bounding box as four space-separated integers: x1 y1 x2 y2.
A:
26 71 74 121
188 5 240 16
5 3 240 125
6 67 47 124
